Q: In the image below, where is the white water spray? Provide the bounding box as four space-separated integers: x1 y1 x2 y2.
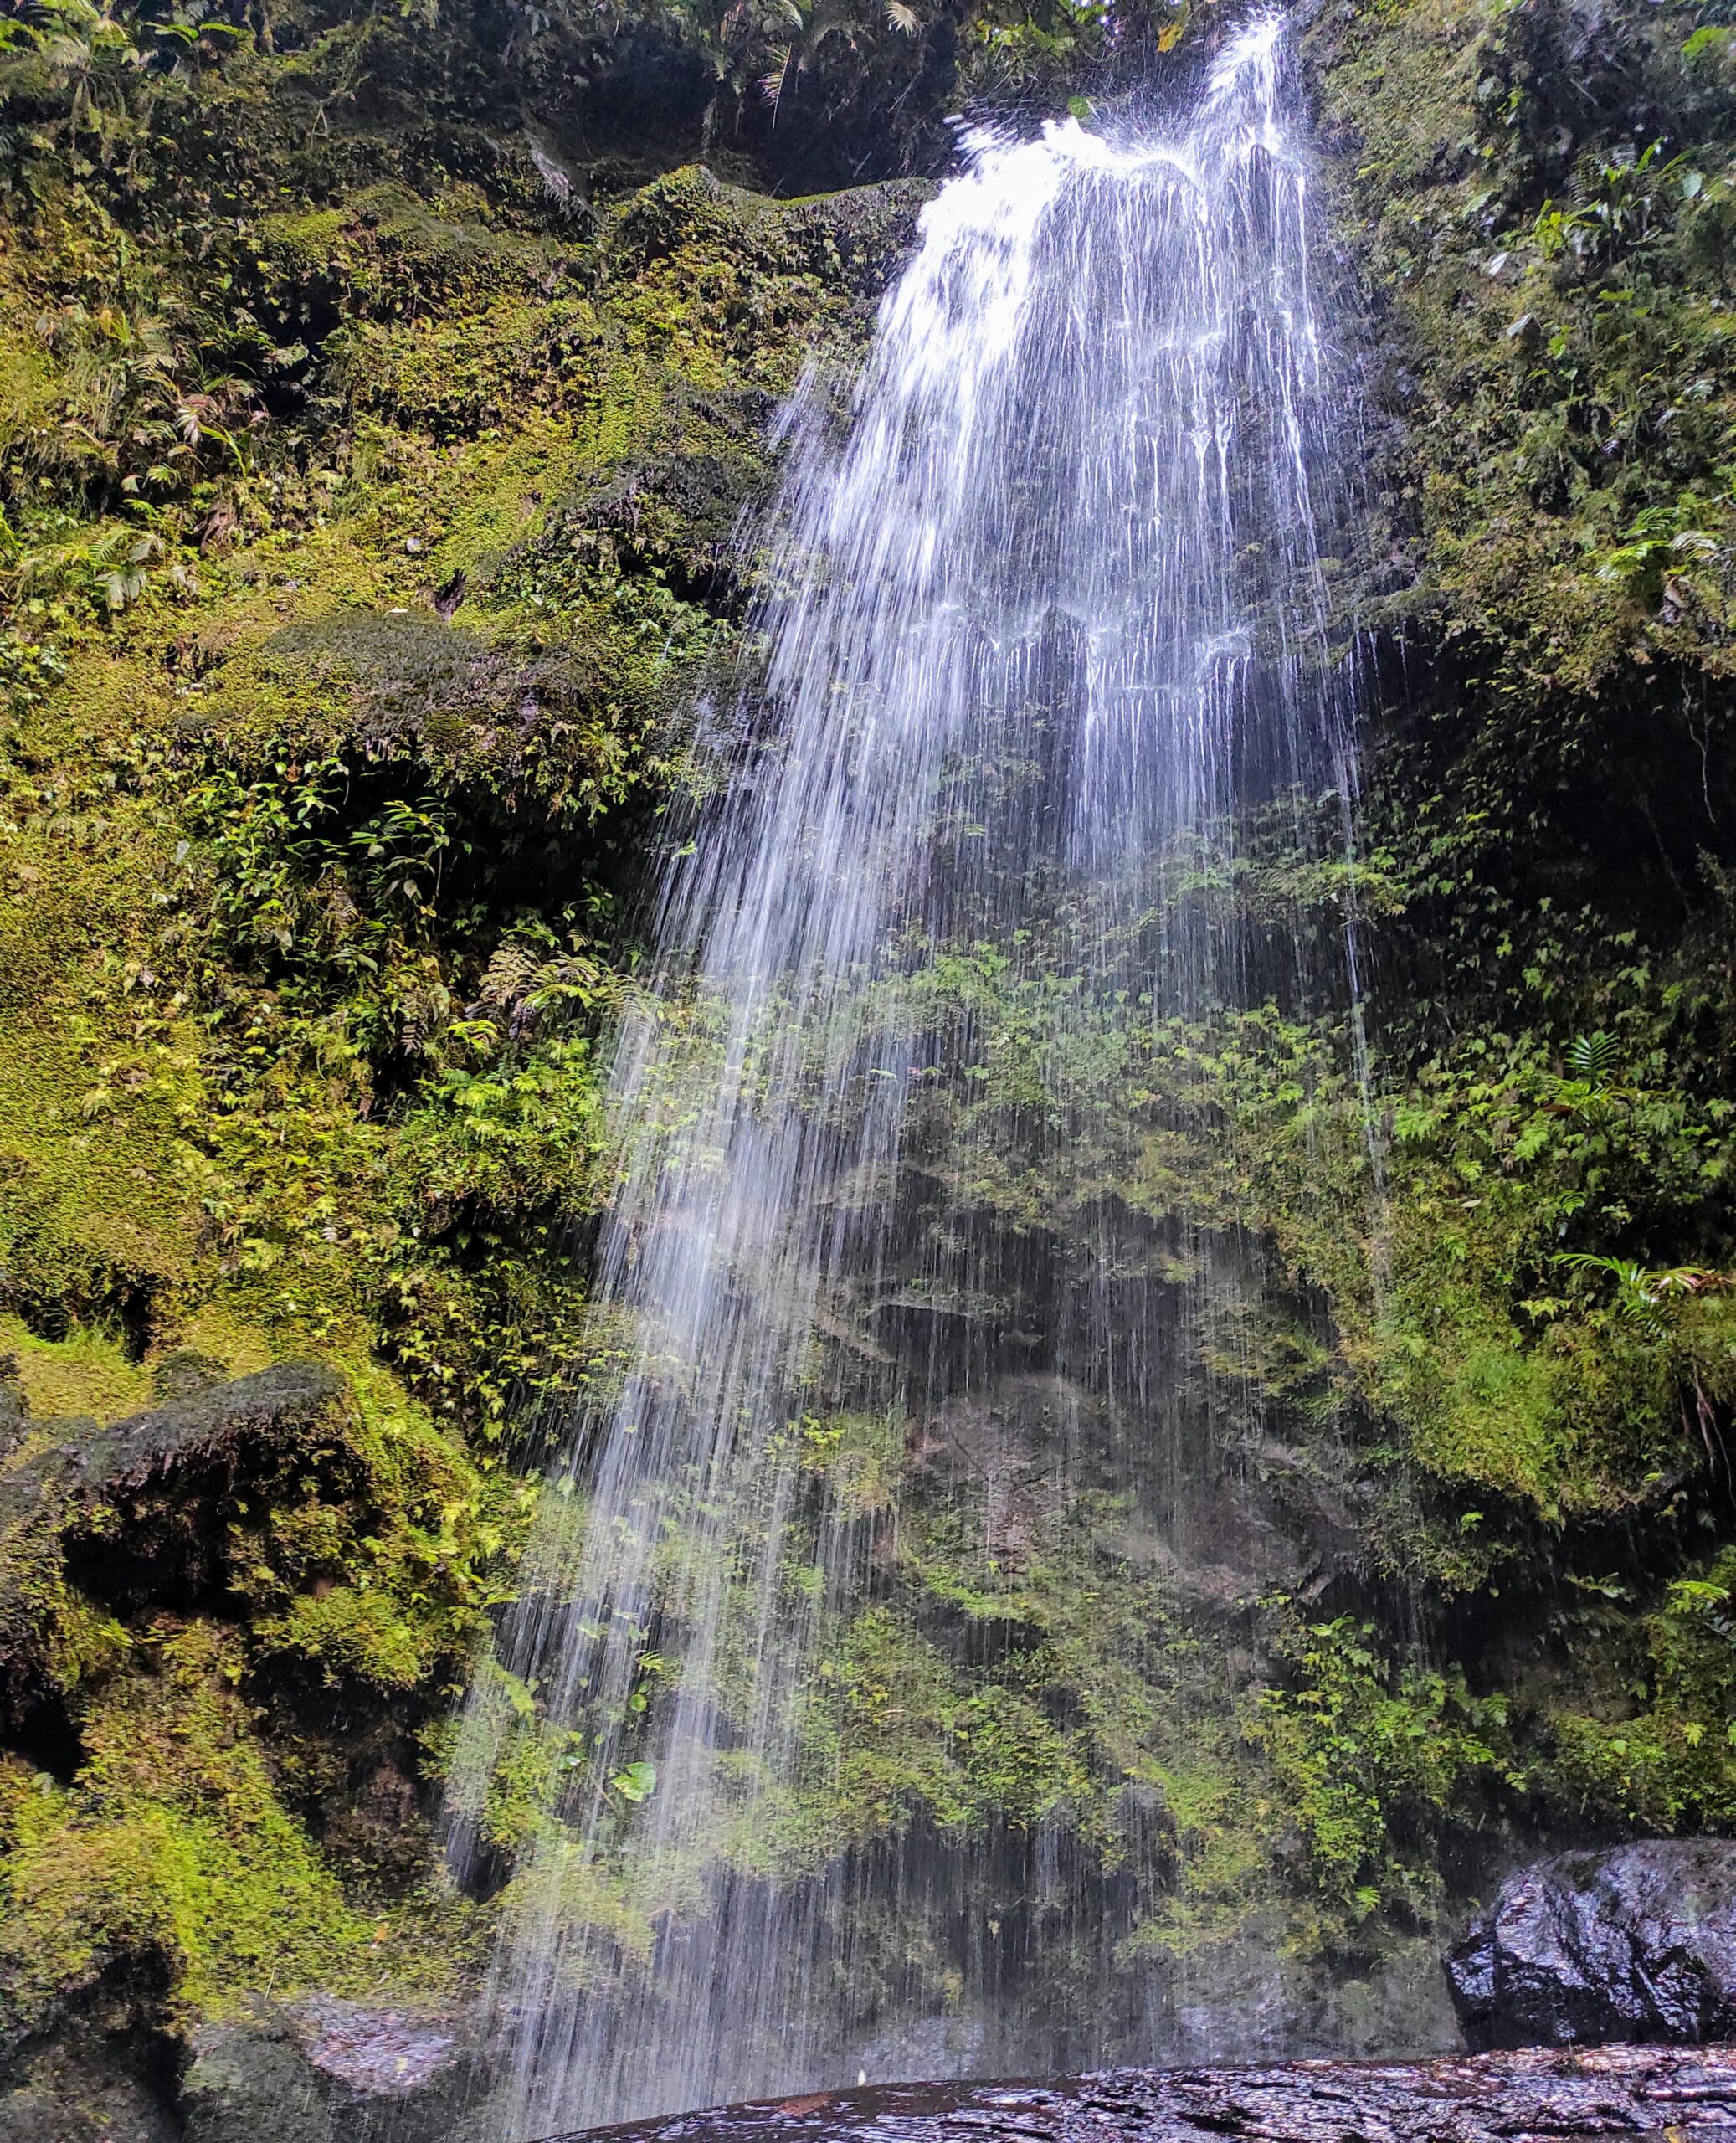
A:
448 21 1368 2134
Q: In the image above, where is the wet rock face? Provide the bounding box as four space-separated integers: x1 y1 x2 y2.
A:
181 2021 337 2143
552 2043 1736 2143
1445 1839 1736 2050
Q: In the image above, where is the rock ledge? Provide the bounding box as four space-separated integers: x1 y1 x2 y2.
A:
557 2042 1736 2142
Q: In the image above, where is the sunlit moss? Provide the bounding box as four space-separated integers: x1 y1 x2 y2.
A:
0 1623 472 2037
0 1317 153 1425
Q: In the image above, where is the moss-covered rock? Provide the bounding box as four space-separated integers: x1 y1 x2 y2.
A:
8 0 1736 2113
0 0 933 2111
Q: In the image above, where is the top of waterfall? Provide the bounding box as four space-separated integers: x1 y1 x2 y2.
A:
936 8 1297 207
1206 9 1287 101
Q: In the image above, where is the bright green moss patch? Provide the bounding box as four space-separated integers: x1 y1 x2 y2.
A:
0 1318 153 1426
0 1622 466 2036
0 991 207 1338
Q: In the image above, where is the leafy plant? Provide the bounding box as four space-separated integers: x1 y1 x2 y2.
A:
1597 496 1724 608
1556 1251 1735 1338
1253 1617 1517 1924
1533 141 1703 270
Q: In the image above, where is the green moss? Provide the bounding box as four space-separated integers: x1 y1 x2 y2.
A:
1533 1545 1736 1827
0 942 208 1335
0 1621 466 2037
1251 1616 1516 1928
0 28 927 2041
0 1318 153 1425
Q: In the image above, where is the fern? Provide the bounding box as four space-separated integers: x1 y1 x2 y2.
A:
1564 1030 1620 1082
1559 1251 1734 1339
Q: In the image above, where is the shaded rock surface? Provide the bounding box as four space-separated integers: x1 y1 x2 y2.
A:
0 1362 348 1721
182 2019 338 2143
0 1993 477 2142
0 1360 346 1557
556 2044 1736 2143
0 1996 182 2143
1446 1839 1736 2050
184 2000 478 2143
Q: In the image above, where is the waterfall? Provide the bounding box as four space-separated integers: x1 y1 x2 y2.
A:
448 17 1365 2134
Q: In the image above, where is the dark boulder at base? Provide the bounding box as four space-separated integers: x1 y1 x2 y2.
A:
0 1992 479 2143
1446 1838 1736 2050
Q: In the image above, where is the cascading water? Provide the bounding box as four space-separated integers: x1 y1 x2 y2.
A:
449 19 1372 2135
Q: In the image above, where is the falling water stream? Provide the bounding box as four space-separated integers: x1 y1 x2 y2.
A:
450 19 1370 2134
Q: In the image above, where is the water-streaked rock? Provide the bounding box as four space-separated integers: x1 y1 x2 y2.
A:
1446 1838 1736 2050
547 2043 1736 2143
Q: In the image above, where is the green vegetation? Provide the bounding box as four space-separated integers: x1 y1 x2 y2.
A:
0 0 923 2074
0 1621 467 2029
4 0 1736 2110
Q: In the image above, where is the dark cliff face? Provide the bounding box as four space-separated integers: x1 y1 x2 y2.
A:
4 0 1736 2130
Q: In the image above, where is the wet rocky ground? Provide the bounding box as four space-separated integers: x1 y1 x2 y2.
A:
564 2043 1736 2143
